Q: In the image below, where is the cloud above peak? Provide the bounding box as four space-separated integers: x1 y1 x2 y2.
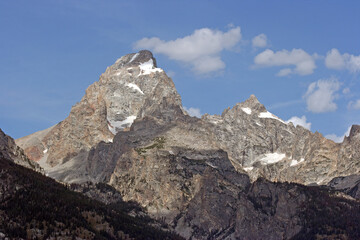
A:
304 78 341 113
325 48 360 73
286 115 311 130
254 48 317 76
325 126 352 143
184 106 202 118
134 26 241 74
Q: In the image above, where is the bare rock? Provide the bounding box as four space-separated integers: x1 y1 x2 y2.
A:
0 128 41 172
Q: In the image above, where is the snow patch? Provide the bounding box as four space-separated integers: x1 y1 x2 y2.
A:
108 115 137 135
290 158 305 166
258 111 286 124
126 83 144 94
206 162 218 169
317 179 325 185
260 152 286 165
243 167 254 172
241 107 252 115
138 59 163 75
129 53 139 63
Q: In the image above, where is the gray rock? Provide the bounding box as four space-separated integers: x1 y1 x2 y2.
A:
327 174 360 199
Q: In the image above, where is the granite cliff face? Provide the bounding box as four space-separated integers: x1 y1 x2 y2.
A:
15 50 360 239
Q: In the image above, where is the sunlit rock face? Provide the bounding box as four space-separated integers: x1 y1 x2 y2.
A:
16 50 183 183
16 50 360 186
15 50 360 239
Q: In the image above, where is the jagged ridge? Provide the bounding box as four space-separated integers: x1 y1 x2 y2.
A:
14 50 360 239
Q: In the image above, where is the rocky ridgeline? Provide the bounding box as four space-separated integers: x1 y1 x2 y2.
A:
203 96 360 185
14 50 360 239
0 129 41 172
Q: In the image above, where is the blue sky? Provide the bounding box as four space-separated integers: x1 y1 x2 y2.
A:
1 1 359 141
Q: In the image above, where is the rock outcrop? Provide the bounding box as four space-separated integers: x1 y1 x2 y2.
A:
327 174 360 199
0 128 41 172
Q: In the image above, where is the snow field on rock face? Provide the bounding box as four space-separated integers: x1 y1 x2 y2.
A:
260 152 286 164
126 83 144 94
290 158 305 166
129 53 139 63
243 166 254 172
107 116 137 135
138 59 163 75
258 111 286 124
241 107 252 115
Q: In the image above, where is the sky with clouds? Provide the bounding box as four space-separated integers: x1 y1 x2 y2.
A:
0 0 359 142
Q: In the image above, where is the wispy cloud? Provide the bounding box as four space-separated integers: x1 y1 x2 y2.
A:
184 106 202 118
348 99 360 110
268 99 302 110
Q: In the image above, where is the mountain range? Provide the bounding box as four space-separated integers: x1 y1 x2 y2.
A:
1 50 360 239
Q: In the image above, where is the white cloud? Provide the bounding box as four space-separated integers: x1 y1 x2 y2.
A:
252 33 267 48
325 126 352 143
348 99 360 110
286 115 311 130
342 88 350 94
325 48 346 70
276 68 292 77
254 48 317 76
134 26 241 74
325 48 360 73
184 106 202 118
304 78 341 113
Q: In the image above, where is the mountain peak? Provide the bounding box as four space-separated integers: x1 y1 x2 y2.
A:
348 125 360 141
240 94 266 113
244 94 261 105
114 50 157 68
16 50 182 181
248 94 259 102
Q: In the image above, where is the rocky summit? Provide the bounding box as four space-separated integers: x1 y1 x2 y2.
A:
16 50 183 183
14 50 360 239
